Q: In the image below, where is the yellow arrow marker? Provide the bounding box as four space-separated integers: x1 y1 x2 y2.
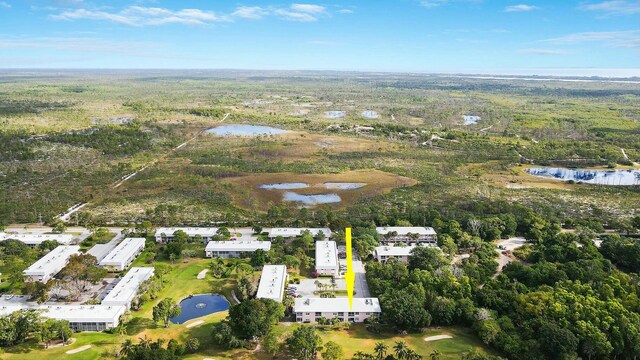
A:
345 227 355 310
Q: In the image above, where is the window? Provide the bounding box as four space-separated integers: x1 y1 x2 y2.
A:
315 312 322 317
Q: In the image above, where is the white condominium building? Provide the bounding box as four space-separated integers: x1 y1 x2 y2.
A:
23 245 80 282
376 226 437 244
294 297 381 323
315 240 339 277
256 265 288 302
155 227 218 243
205 240 271 258
268 228 332 240
101 267 155 308
99 238 146 271
0 233 74 247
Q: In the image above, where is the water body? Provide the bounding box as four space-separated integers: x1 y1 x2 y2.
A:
283 192 342 205
463 115 481 125
259 183 309 190
526 167 640 185
325 111 346 119
361 111 379 119
207 125 287 136
324 182 367 190
170 294 230 324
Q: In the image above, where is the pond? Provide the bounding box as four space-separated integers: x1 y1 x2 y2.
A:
170 294 230 324
206 125 287 136
324 182 367 190
526 167 640 186
361 111 379 119
283 192 342 205
325 111 346 119
259 183 309 190
463 115 481 125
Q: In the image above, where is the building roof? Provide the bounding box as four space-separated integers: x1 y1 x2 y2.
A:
376 226 437 236
315 241 338 268
205 240 271 252
294 297 381 313
0 233 74 246
374 245 416 257
268 228 331 238
23 245 80 277
0 303 127 323
155 227 218 237
256 265 288 302
101 267 154 306
99 238 145 267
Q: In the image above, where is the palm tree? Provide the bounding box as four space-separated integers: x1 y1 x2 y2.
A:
353 351 375 360
374 341 388 360
394 341 409 360
429 350 441 360
406 349 422 360
120 339 134 357
138 335 152 349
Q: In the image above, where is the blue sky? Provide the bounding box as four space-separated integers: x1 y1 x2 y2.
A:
0 0 638 76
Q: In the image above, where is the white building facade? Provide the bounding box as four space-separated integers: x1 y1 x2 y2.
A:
268 228 332 240
101 267 155 308
155 227 218 243
294 297 381 323
205 240 271 258
99 238 146 271
0 233 74 247
315 240 339 277
256 265 288 302
376 226 437 244
23 245 80 282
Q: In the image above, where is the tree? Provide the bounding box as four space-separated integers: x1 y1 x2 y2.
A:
228 298 285 339
152 298 181 328
185 338 200 353
153 263 171 283
374 342 388 360
252 225 263 234
23 280 52 304
250 249 270 268
408 246 447 271
322 341 343 360
58 253 106 300
430 350 441 360
539 322 578 360
52 221 66 234
380 289 431 331
286 326 323 360
262 329 282 359
394 341 409 360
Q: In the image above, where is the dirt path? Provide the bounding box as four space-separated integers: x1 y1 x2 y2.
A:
424 335 453 342
493 237 527 279
66 345 91 354
186 320 204 328
196 269 209 279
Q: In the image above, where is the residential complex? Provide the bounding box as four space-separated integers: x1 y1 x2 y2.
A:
376 226 437 244
101 267 155 308
255 265 288 302
315 240 339 277
155 227 218 243
294 297 381 323
0 233 74 247
268 228 332 240
23 245 80 282
99 238 146 271
205 240 271 258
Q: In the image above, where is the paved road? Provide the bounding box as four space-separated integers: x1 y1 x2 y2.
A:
352 260 370 298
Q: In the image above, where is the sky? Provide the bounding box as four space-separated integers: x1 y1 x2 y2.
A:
0 0 638 76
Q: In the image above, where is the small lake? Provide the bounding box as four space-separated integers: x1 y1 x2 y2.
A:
206 125 287 136
526 167 640 186
260 183 309 190
170 294 230 324
283 192 342 205
325 111 346 119
463 115 481 125
361 111 379 119
324 182 366 190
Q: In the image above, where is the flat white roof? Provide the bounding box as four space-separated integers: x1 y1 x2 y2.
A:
102 267 154 306
0 303 126 323
0 233 74 246
99 238 145 267
375 245 416 257
256 265 288 302
315 241 338 268
376 226 437 236
294 297 381 313
268 228 331 238
156 227 218 237
24 245 80 277
205 240 271 252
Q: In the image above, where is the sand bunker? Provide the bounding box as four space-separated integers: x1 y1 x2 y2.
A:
424 335 453 342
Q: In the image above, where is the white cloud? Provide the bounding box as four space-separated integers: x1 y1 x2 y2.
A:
0 1 11 8
505 4 540 12
541 30 640 47
579 1 640 16
51 6 226 26
337 9 354 14
231 6 268 19
290 4 326 13
419 0 450 8
0 36 156 55
518 48 572 55
274 8 318 22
